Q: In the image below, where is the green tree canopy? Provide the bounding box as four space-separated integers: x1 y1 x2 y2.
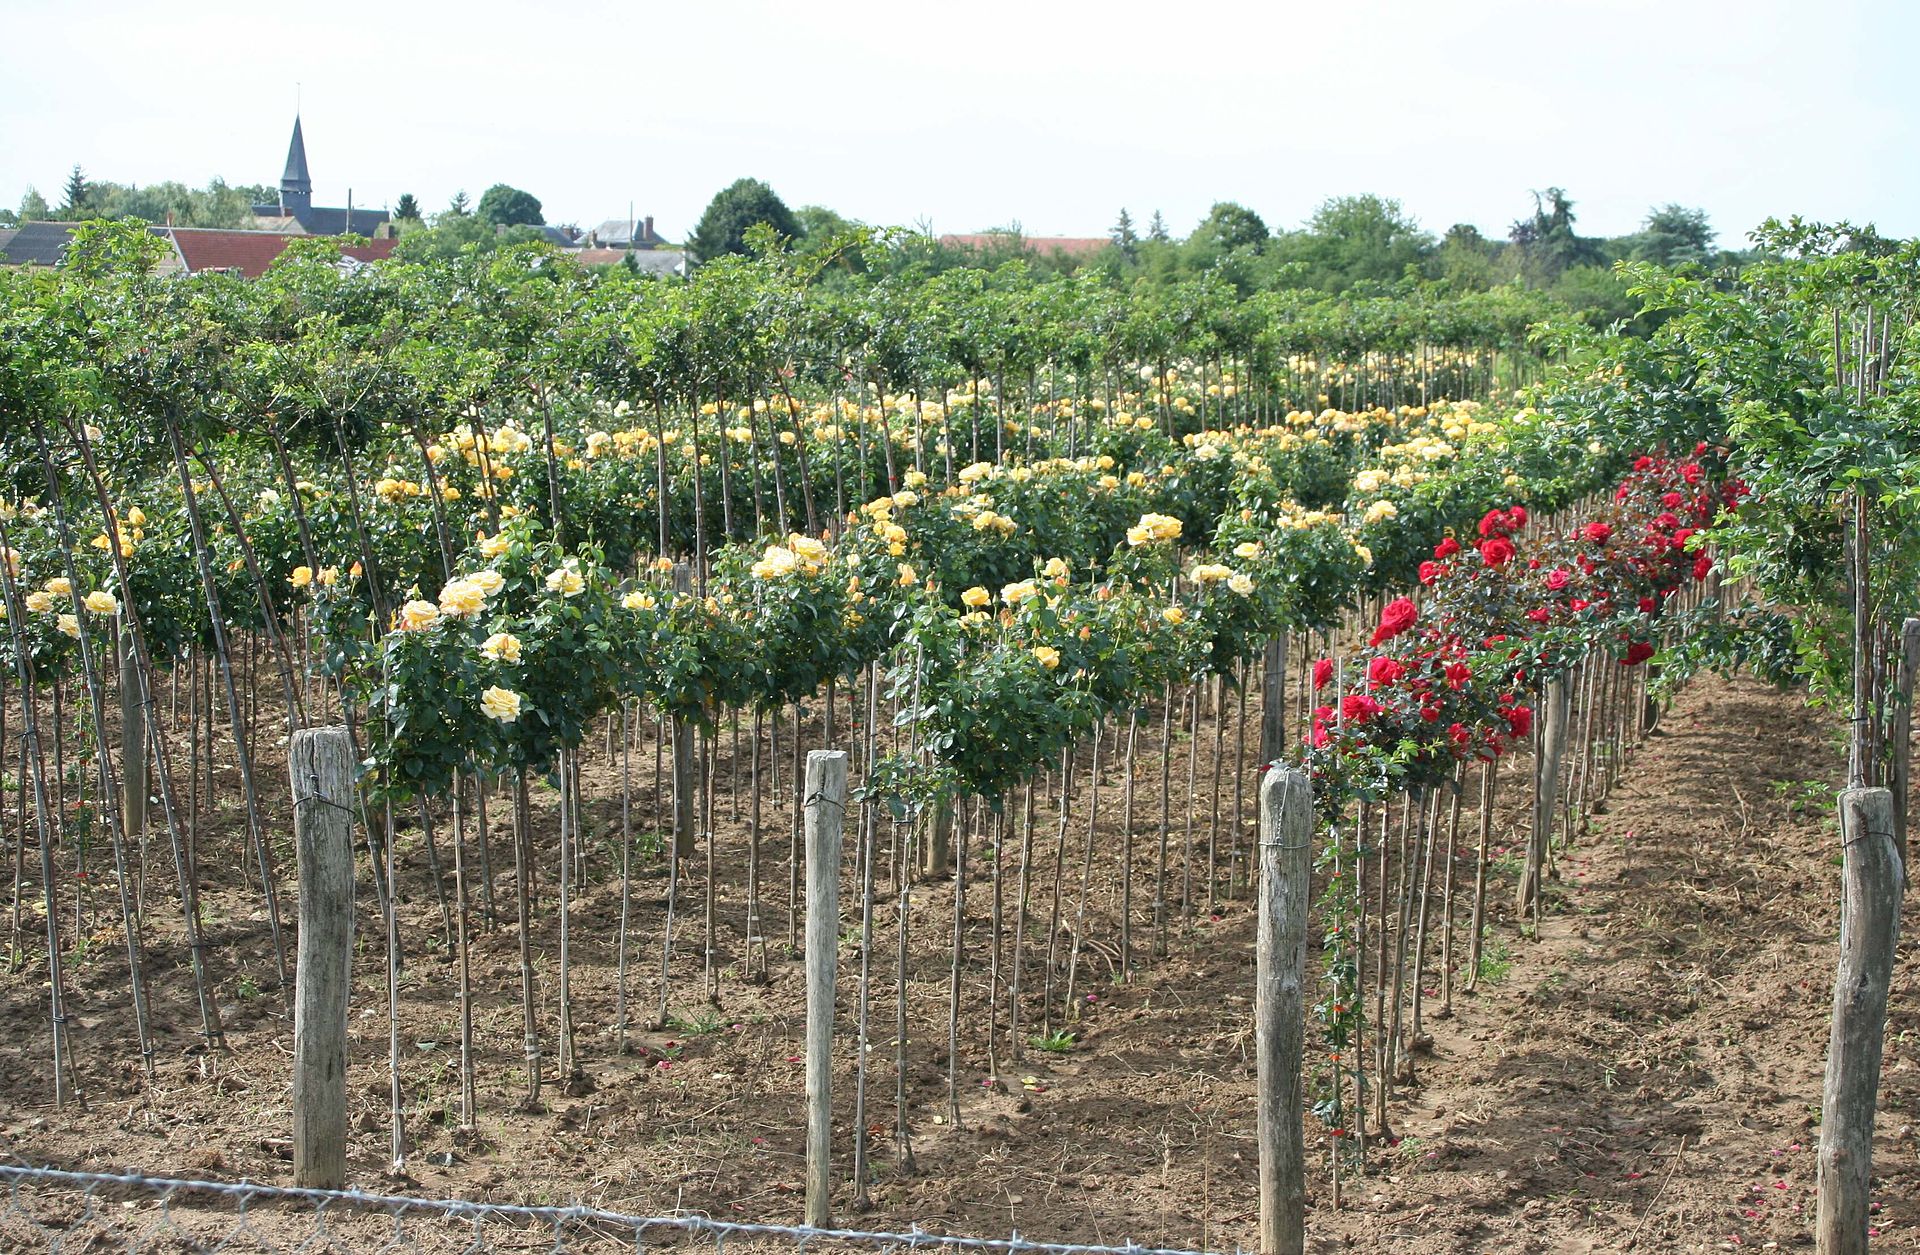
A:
394 193 422 221
1271 194 1435 293
690 178 801 264
477 184 545 227
1630 204 1715 268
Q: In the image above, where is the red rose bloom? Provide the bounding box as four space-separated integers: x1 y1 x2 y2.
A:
1637 596 1657 614
1692 552 1712 581
1545 568 1570 591
1582 522 1612 543
1622 641 1655 666
1681 462 1703 485
1444 661 1472 690
1435 537 1461 560
1312 658 1334 690
1367 655 1405 688
1569 598 1590 612
1634 455 1654 472
1418 560 1441 585
1526 606 1551 624
1341 694 1383 723
1369 596 1418 646
1479 536 1516 567
1478 508 1510 538
1693 441 1709 456
1504 706 1534 737
1508 505 1528 529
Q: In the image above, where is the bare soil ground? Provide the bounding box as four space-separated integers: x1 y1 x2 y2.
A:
0 671 1915 1253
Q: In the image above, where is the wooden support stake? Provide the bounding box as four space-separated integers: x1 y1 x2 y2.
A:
1256 764 1311 1255
1259 634 1288 766
671 563 697 857
804 749 848 1229
1888 619 1919 870
1816 786 1904 1254
290 725 356 1190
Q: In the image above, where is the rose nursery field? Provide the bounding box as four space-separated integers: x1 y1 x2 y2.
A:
0 219 1915 1252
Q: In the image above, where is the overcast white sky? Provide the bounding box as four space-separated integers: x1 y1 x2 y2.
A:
4 0 1915 245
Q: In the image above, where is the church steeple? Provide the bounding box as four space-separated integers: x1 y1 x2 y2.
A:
279 115 312 215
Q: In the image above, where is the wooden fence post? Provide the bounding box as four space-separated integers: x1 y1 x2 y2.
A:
1259 633 1288 766
804 749 848 1228
290 725 356 1190
1816 786 1904 1254
1256 764 1311 1255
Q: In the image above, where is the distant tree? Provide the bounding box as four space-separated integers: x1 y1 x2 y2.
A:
1271 194 1434 292
689 178 801 263
1629 204 1714 267
1110 208 1139 261
1188 201 1269 254
61 165 90 216
89 178 259 228
1508 187 1601 283
1430 223 1502 291
394 193 422 221
396 214 546 262
446 190 471 217
18 187 53 222
476 184 544 228
1147 210 1170 243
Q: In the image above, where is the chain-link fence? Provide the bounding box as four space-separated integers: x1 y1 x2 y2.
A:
0 1164 1224 1255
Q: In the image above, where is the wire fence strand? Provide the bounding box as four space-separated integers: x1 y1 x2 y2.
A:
0 1164 1229 1255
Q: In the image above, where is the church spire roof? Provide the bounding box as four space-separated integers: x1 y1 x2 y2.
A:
281 116 312 196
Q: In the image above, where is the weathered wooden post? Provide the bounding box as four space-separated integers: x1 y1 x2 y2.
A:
290 725 356 1190
1259 633 1288 766
1816 786 1904 1254
1256 764 1311 1255
804 749 848 1228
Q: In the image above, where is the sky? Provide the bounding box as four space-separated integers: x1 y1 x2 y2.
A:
4 0 1916 247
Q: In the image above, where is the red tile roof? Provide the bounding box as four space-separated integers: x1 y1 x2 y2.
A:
939 233 1110 259
167 228 398 278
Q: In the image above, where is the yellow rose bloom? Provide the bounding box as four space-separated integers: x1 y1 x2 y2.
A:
45 577 73 598
1162 605 1187 625
621 591 657 611
57 613 81 639
1190 564 1233 584
961 586 991 608
289 566 314 588
317 566 340 587
1033 645 1061 670
1233 541 1262 560
480 632 522 663
438 579 488 618
752 546 799 580
1001 580 1037 606
397 599 440 631
545 565 585 597
83 591 120 615
896 563 919 588
1228 572 1255 596
478 534 510 560
1042 557 1068 579
25 591 54 614
480 686 522 723
468 569 505 598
